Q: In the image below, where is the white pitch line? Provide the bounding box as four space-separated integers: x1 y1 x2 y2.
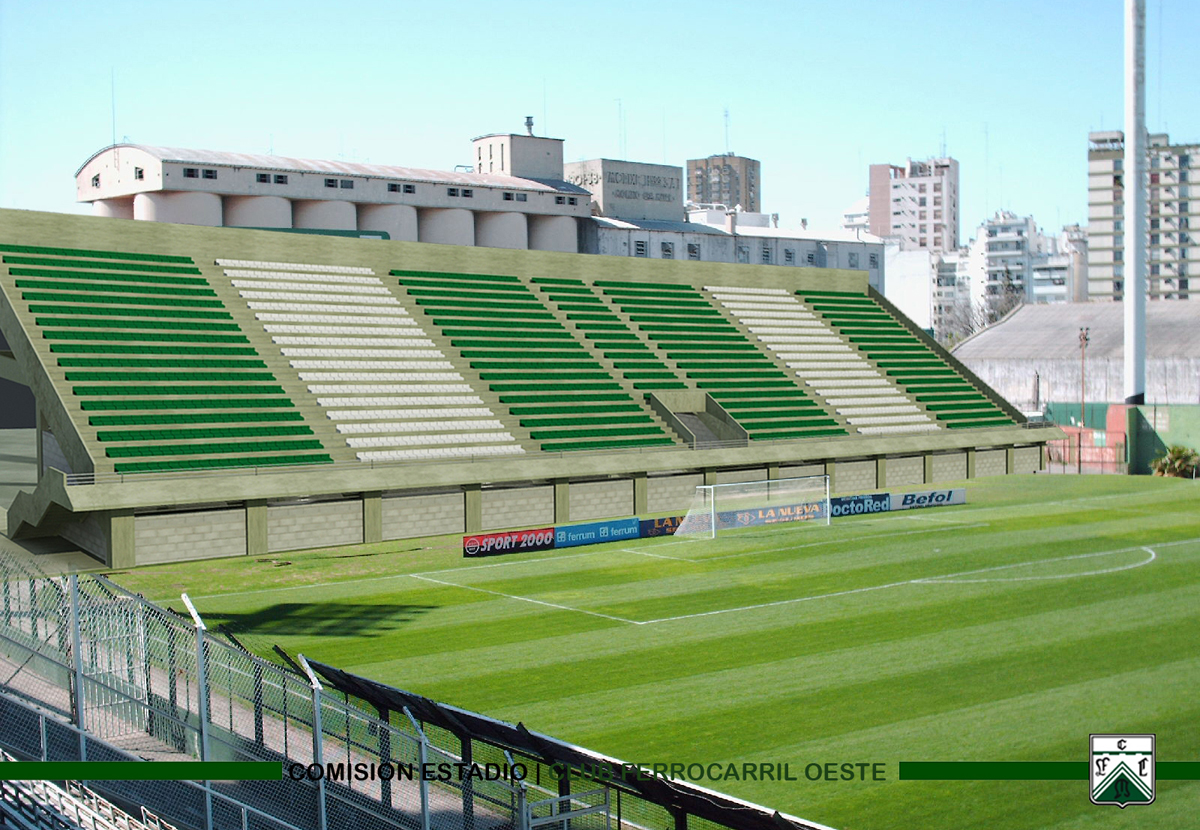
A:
635 537 1197 626
913 547 1158 584
409 573 639 624
690 523 993 563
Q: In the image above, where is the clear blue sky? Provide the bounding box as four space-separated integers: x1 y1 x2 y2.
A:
2 0 1197 238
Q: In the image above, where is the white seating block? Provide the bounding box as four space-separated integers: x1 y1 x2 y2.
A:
282 349 443 358
357 445 526 462
289 360 454 370
248 302 406 314
231 281 391 294
703 286 790 295
308 384 475 394
256 315 419 326
320 396 484 408
846 414 931 425
272 337 436 347
347 432 515 448
298 372 463 382
217 259 375 274
337 419 505 434
264 325 414 335
856 424 941 435
330 408 494 422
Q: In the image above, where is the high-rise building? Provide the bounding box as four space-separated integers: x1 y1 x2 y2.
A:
1087 130 1195 300
686 154 760 212
868 156 959 253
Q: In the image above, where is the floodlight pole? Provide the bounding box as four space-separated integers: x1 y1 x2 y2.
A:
1124 0 1147 404
1079 327 1090 429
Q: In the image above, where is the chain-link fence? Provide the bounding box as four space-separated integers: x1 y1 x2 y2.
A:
1045 430 1128 474
0 550 518 830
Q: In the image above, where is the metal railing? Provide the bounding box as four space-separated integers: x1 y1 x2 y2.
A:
0 550 518 830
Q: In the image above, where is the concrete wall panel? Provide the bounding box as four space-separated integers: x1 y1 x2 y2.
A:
61 512 107 561
481 485 554 531
834 460 875 493
886 456 925 487
715 468 768 485
569 479 633 521
268 500 362 552
932 452 967 483
976 449 1008 477
135 509 246 564
382 491 464 540
1013 446 1041 473
646 473 703 514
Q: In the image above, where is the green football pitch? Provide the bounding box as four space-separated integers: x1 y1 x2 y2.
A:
113 474 1200 830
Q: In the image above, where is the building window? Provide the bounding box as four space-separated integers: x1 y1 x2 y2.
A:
1151 234 1160 245
325 178 338 188
868 253 879 268
340 180 354 189
515 193 527 202
462 189 473 198
848 252 860 268
784 249 795 264
634 240 648 257
256 173 270 183
275 174 288 184
402 184 415 194
555 196 566 205
134 167 144 180
687 243 700 261
761 247 772 264
388 183 401 192
184 168 199 179
736 245 750 263
91 174 100 188
202 169 217 179
503 192 514 201
568 197 577 205
447 187 459 197
661 242 674 259
806 251 816 264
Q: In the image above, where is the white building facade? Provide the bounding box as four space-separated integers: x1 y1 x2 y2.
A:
868 157 960 253
1087 130 1196 300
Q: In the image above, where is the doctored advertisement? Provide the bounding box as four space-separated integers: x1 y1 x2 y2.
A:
891 488 966 510
556 518 641 548
462 527 555 557
714 501 827 530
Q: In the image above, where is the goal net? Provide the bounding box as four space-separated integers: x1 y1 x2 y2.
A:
673 475 831 539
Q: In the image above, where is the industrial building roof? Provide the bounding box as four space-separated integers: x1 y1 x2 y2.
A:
953 302 1200 360
75 144 587 193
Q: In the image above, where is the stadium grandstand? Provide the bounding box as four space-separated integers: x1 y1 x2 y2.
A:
0 207 1056 567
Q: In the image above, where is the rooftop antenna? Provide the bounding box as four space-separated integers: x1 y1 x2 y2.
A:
723 107 731 155
525 115 534 136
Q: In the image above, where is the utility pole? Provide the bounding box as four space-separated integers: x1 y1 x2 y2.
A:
1079 326 1090 476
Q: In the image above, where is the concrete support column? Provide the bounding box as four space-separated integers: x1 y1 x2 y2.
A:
1005 447 1016 474
247 500 269 556
36 410 44 479
824 461 836 493
632 473 648 515
553 480 569 523
363 492 383 544
875 457 887 489
923 454 934 484
1039 444 1047 471
703 469 717 486
966 449 977 480
766 463 780 481
464 484 482 533
107 510 136 569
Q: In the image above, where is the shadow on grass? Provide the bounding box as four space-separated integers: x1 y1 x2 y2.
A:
210 601 435 639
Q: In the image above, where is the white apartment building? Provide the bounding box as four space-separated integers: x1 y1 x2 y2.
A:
868 157 960 253
1087 130 1196 300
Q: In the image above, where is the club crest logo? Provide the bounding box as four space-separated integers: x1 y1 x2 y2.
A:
1090 734 1154 807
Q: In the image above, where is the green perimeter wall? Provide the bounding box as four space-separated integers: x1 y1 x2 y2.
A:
1128 404 1200 474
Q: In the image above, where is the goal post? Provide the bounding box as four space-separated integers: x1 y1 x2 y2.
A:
674 475 831 539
